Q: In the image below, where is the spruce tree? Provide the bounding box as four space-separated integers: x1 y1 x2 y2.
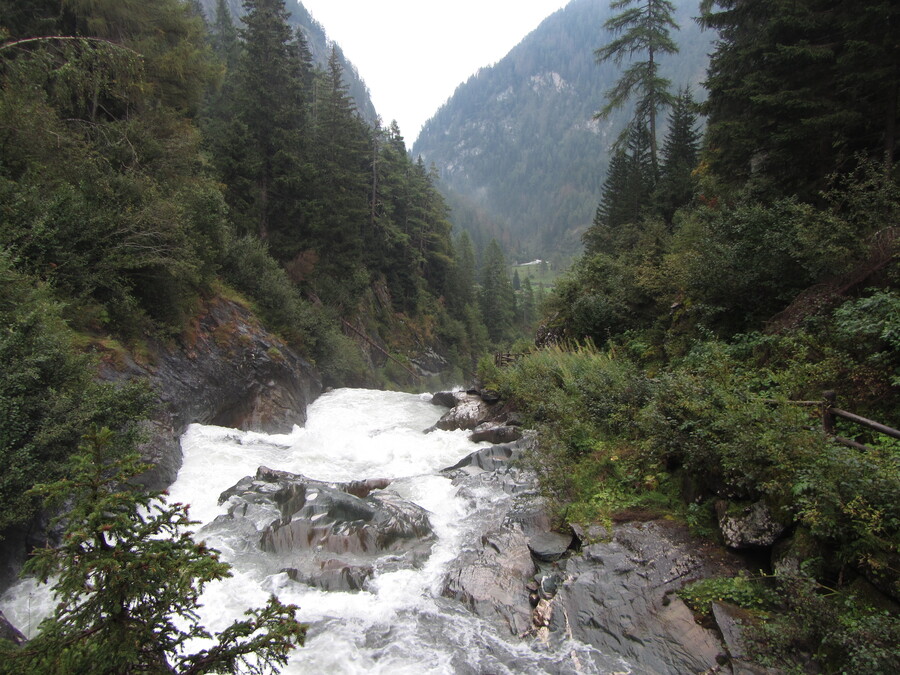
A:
655 87 701 224
235 0 309 241
479 239 517 344
594 0 679 174
308 46 372 299
700 0 899 197
585 123 656 255
1 428 305 674
211 0 240 68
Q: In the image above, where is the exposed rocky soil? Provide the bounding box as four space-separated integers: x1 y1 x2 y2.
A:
98 296 322 490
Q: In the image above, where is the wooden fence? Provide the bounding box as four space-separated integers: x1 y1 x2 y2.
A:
768 390 899 451
494 352 524 368
820 390 900 451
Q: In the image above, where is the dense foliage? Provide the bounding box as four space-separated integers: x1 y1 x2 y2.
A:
414 0 710 259
493 0 900 671
0 428 305 674
0 0 507 669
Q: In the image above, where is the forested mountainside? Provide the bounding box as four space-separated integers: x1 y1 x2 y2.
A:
477 0 900 671
198 0 378 125
413 0 710 260
0 0 509 571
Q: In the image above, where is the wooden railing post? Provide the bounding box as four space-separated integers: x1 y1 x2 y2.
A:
822 390 836 435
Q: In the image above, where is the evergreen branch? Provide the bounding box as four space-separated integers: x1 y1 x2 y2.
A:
0 35 142 58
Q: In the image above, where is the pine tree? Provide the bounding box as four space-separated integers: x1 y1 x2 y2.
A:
655 87 701 224
1 428 305 674
594 0 679 174
479 239 517 344
308 46 373 299
235 0 309 241
584 123 656 255
520 276 536 330
700 0 899 197
448 230 478 314
211 0 240 68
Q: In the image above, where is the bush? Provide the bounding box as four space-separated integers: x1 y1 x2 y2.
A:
0 254 151 535
751 574 900 674
678 572 776 617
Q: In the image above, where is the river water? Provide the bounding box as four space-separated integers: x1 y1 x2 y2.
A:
1 388 625 674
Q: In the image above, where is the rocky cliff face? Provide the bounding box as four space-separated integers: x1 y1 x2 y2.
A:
98 296 322 490
0 296 321 593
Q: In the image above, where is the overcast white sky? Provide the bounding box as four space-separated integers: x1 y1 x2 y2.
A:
300 0 571 143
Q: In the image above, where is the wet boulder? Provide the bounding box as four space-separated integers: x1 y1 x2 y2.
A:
443 443 519 474
442 439 537 496
209 466 435 591
544 521 728 674
442 526 538 636
526 531 573 562
716 500 786 549
284 561 373 593
469 422 522 444
430 390 461 408
433 392 492 431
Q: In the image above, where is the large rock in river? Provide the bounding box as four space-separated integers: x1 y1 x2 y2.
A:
430 390 492 431
206 466 435 592
442 526 538 637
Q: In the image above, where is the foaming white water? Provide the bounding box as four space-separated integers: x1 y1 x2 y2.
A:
1 388 618 673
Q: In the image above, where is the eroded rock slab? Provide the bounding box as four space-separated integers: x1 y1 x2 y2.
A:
205 466 435 592
545 521 732 674
442 526 538 636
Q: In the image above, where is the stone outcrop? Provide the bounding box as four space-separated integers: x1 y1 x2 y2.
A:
98 296 322 490
207 466 435 593
429 390 523 444
716 500 786 549
438 437 748 674
409 348 450 377
0 296 323 594
442 526 538 636
469 421 523 444
544 521 735 674
431 390 492 431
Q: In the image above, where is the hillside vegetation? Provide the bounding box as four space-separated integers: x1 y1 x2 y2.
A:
485 1 900 671
0 0 505 564
413 0 710 260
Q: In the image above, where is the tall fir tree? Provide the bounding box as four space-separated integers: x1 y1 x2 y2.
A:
479 239 517 344
210 0 240 68
655 87 701 224
234 0 310 242
584 123 656 255
700 0 899 198
594 0 679 174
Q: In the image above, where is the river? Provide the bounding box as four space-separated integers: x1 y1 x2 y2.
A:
1 388 626 674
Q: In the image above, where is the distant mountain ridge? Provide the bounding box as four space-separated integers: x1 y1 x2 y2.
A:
198 0 378 124
413 0 710 260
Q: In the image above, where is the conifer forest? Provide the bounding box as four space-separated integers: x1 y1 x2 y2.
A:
0 0 898 672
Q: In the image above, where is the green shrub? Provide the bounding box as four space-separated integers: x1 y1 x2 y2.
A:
678 572 776 617
751 574 900 674
0 254 151 535
833 290 900 388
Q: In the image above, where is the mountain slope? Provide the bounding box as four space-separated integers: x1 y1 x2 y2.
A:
199 0 378 124
412 0 710 260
